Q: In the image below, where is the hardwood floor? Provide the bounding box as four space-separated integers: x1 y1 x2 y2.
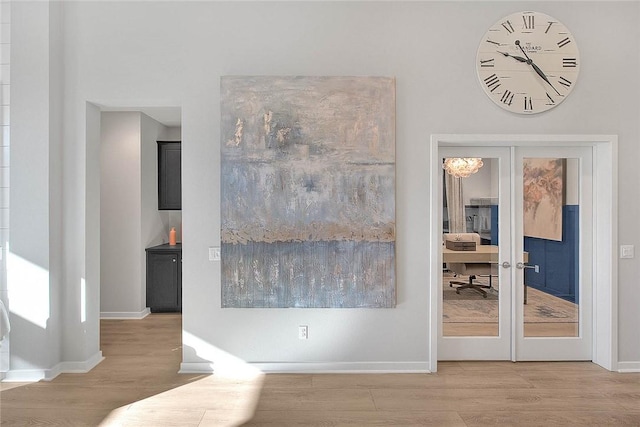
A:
1 314 639 426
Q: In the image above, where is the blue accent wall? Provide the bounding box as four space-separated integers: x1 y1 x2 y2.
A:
524 205 579 303
490 205 499 245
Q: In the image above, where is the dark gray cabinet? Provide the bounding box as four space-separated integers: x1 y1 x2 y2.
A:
157 141 181 210
146 243 182 312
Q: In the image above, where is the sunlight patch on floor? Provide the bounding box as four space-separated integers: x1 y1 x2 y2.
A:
99 371 265 426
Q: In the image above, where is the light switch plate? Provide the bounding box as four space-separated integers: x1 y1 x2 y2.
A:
209 247 221 261
620 245 634 259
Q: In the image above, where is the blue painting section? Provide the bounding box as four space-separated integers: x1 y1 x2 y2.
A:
524 205 579 303
221 241 396 308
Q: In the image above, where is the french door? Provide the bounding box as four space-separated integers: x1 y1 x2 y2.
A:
437 144 593 362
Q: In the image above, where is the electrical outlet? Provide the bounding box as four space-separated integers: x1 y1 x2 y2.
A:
298 325 308 340
209 247 221 261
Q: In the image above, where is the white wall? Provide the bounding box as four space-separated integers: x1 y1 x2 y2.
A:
161 126 181 142
8 0 63 378
100 112 144 315
566 158 579 206
9 1 640 375
462 162 493 206
0 0 11 376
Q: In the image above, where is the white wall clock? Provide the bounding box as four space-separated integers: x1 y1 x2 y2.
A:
476 11 580 114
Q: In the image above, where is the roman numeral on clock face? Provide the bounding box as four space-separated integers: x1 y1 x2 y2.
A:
522 15 534 30
545 21 555 34
480 58 495 68
502 20 514 33
558 37 571 48
501 90 514 105
546 93 555 104
524 96 533 111
484 74 501 92
563 58 577 67
558 76 572 88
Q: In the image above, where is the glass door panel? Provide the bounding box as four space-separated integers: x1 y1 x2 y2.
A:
442 157 500 338
515 147 592 361
439 146 511 361
521 157 579 338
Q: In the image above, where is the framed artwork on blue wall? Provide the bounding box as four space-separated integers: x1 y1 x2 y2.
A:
523 158 566 241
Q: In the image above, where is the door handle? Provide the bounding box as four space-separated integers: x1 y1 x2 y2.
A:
501 261 511 268
516 262 539 273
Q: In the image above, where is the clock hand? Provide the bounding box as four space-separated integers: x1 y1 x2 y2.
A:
529 62 562 96
499 47 559 95
497 51 528 63
515 40 562 97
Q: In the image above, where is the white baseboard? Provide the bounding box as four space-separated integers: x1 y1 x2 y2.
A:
2 369 49 382
56 351 105 376
179 362 215 374
100 308 150 320
617 361 640 373
1 351 104 382
180 361 430 374
251 361 431 373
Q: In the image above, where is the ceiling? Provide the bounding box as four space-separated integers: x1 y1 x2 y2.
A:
100 106 182 127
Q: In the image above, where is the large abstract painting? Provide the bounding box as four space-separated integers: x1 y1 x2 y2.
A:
221 76 396 308
523 158 565 241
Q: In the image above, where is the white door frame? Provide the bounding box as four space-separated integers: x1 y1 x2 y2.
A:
429 134 618 373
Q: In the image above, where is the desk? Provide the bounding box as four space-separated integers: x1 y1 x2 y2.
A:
443 245 530 302
442 245 529 263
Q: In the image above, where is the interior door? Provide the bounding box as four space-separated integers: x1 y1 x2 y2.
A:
438 146 512 360
438 145 593 362
514 146 593 361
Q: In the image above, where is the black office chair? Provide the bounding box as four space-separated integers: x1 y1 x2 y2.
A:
444 233 495 298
